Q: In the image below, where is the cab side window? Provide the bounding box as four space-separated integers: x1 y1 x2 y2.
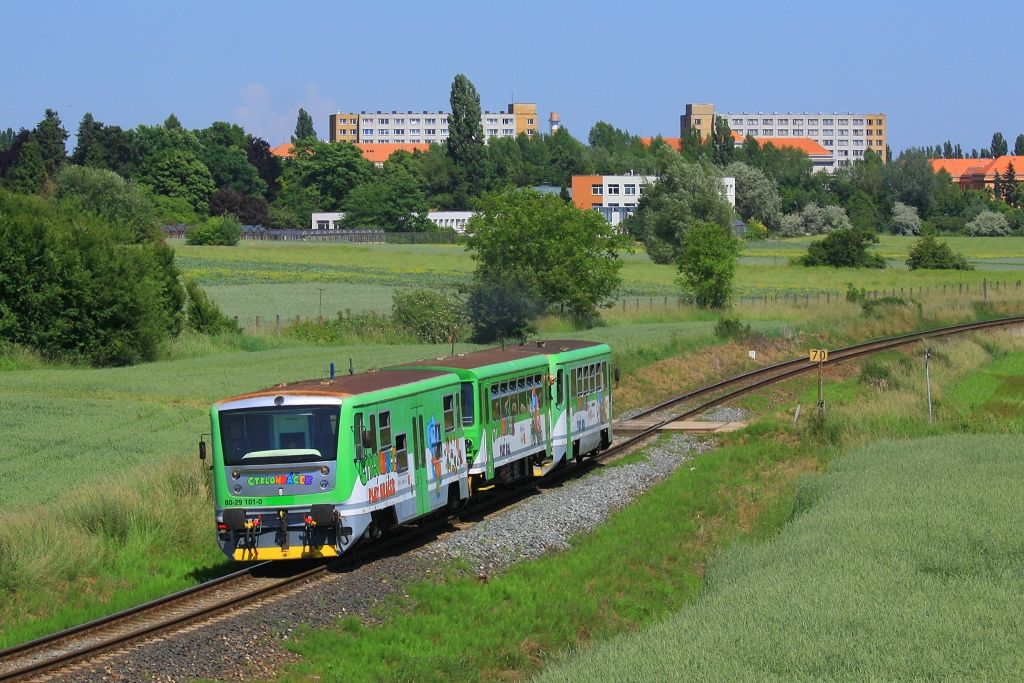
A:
379 410 392 448
395 434 409 472
443 394 456 433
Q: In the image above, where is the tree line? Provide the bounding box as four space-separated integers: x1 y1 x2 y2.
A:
919 131 1024 160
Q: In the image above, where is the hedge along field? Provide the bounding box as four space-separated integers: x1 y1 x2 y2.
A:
537 433 1024 682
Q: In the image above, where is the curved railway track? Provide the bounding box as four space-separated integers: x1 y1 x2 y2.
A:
3 314 1022 682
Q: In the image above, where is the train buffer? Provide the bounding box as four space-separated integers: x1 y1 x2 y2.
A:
614 419 747 434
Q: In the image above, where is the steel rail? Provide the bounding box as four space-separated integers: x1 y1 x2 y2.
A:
4 314 1023 681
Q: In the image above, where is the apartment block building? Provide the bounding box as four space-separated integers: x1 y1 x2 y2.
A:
681 103 887 171
329 103 539 145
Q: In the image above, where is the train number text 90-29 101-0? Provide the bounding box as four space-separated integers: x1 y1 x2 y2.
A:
223 498 264 507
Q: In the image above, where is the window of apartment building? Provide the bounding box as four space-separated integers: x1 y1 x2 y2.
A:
793 118 804 125
823 139 834 146
809 129 819 136
747 129 758 136
527 118 534 125
625 202 636 207
487 128 498 135
486 118 497 124
607 202 619 208
501 129 512 135
854 150 864 157
824 128 834 136
426 118 436 124
778 118 788 124
762 118 772 125
426 129 436 135
316 220 330 229
823 118 833 124
395 118 405 124
694 118 701 125
838 129 848 136
503 118 512 125
874 140 883 146
777 130 788 136
853 129 863 136
853 139 864 147
410 118 420 124
394 129 405 135
441 128 448 135
853 118 863 125
747 118 757 125
732 118 742 125
410 128 421 134
762 129 773 135
839 150 849 156
624 184 636 195
591 185 603 196
607 184 620 195
838 118 848 125
866 119 873 125
362 129 374 136
380 118 390 124
794 129 804 136
378 139 389 143
838 140 848 146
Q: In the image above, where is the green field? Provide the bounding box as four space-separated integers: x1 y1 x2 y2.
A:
172 238 1024 325
538 433 1024 681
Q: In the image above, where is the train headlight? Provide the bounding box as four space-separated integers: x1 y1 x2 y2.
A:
320 466 330 475
232 484 242 495
319 479 329 490
231 469 240 480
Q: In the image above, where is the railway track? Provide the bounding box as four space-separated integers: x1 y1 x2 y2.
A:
3 314 1022 682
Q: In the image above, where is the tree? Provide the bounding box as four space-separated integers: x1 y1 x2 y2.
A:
186 214 242 245
292 108 316 142
184 279 240 334
55 165 159 242
279 139 373 210
1016 134 1024 157
465 189 626 325
209 187 269 226
906 236 972 270
391 289 466 343
710 116 735 165
676 221 741 309
341 164 432 231
447 74 489 204
991 132 1008 157
0 128 13 151
137 149 216 213
33 109 68 178
966 210 1010 236
724 161 781 229
247 136 282 200
4 136 47 194
890 201 922 236
0 191 177 365
625 155 733 264
71 113 104 166
466 274 544 344
887 150 935 215
779 203 852 236
546 126 590 187
800 227 886 268
1002 162 1017 206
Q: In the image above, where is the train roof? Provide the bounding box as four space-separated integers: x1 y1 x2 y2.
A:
215 368 453 405
395 340 608 371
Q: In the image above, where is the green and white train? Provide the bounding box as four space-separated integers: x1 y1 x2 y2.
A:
205 340 613 561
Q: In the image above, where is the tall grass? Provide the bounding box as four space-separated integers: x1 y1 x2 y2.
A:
537 433 1024 681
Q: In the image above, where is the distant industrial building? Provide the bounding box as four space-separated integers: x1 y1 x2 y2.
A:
680 103 888 172
328 103 540 144
310 211 475 233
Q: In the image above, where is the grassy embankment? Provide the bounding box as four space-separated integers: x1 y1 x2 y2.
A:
275 331 1024 682
173 238 1024 326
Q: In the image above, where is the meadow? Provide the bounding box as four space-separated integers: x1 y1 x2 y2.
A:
173 238 1024 326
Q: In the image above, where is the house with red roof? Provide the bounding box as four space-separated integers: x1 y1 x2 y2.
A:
930 156 1021 191
268 141 431 168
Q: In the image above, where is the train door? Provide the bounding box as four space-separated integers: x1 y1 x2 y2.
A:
411 407 429 516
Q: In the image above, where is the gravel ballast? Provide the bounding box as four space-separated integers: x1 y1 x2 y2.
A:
55 435 708 683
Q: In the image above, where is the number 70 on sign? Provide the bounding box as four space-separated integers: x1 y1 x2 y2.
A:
809 349 829 363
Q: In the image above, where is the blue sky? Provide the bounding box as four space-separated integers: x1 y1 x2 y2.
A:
3 0 1021 153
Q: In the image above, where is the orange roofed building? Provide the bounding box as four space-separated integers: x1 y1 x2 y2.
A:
930 156 1022 191
268 141 430 167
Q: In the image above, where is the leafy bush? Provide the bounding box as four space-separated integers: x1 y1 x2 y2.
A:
676 221 742 309
906 235 973 270
186 214 241 245
714 316 750 340
0 191 176 366
184 279 240 334
966 210 1010 236
744 218 768 241
391 288 466 343
889 202 922 236
55 165 159 243
799 228 886 269
845 282 867 303
779 204 851 236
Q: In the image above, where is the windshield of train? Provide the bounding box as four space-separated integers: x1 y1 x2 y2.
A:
219 405 340 466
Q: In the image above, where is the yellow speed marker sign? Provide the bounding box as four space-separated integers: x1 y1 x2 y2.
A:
809 349 829 363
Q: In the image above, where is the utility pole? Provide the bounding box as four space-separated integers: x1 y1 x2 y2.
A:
318 288 326 320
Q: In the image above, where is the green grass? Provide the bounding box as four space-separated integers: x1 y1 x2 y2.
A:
538 433 1024 681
